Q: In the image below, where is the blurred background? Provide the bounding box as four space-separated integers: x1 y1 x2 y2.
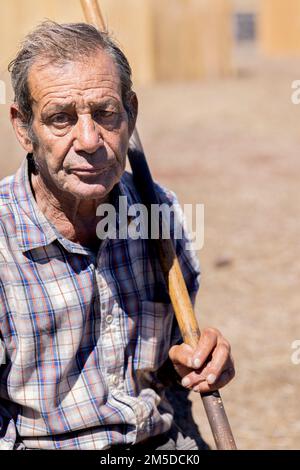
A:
1 0 300 450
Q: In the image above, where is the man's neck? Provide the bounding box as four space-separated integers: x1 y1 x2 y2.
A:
31 172 109 249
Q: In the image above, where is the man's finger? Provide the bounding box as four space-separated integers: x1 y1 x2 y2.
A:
203 341 232 385
169 343 194 368
191 328 218 369
191 366 235 393
179 356 232 389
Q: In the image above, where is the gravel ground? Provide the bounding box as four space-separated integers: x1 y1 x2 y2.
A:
1 56 300 450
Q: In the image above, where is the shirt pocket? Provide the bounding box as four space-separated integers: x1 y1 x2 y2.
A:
135 300 180 372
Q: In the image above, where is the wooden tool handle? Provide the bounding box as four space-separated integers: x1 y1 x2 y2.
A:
80 0 106 30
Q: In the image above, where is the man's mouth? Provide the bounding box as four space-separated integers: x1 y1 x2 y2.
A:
68 167 107 175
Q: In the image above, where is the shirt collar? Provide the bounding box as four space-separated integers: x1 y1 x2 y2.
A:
11 154 135 253
11 155 58 253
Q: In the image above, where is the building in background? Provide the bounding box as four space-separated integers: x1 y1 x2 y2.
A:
232 0 259 74
260 0 300 56
0 0 233 85
1 0 300 86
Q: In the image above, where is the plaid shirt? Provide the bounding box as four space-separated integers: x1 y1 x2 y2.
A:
0 155 200 450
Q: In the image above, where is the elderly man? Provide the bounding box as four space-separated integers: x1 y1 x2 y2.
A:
0 21 234 450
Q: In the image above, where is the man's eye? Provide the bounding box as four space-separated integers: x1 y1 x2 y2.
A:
93 110 115 120
51 113 72 125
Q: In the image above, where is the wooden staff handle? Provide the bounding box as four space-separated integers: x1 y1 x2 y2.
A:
80 0 237 450
80 0 106 31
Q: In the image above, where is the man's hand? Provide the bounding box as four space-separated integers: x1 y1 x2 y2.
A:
169 328 235 393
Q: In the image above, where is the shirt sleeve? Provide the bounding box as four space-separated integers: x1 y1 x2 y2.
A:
173 201 201 306
171 192 201 348
154 181 201 307
153 183 201 386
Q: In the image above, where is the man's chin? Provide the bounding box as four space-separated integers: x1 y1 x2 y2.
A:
73 187 111 201
66 181 114 201
57 169 121 201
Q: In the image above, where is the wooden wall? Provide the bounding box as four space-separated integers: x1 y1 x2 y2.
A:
152 0 233 81
0 0 233 84
260 0 300 55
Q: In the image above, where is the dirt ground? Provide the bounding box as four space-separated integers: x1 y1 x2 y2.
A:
1 55 300 449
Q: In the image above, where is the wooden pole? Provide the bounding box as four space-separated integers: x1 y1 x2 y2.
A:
80 0 237 450
80 0 106 31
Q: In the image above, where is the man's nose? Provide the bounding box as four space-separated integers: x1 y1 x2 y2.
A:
72 115 103 154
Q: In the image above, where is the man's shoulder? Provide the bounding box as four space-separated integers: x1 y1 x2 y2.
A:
121 172 201 293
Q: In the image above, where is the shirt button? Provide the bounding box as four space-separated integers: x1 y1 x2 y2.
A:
107 375 119 386
138 421 147 431
106 314 113 325
112 376 119 386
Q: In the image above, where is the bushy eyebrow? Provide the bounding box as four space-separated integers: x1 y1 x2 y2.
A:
90 98 122 111
42 97 122 116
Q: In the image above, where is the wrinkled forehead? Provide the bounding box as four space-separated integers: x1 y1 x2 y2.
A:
27 50 122 104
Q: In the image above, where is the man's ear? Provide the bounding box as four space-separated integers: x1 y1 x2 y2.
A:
127 92 138 138
10 104 34 153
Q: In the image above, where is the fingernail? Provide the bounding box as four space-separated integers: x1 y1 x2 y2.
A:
207 373 216 385
193 358 201 369
181 377 191 387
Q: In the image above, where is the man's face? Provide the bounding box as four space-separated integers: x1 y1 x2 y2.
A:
25 50 135 201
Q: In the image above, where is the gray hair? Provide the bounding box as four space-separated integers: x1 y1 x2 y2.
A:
8 21 134 132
